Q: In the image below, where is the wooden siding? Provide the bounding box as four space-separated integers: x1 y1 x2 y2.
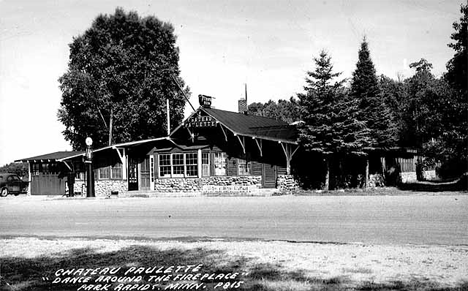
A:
227 157 237 176
251 161 262 176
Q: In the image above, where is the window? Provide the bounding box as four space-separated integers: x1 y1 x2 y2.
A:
32 164 40 176
98 162 122 180
173 153 184 177
75 172 84 180
186 153 198 177
158 152 198 178
99 166 110 179
111 163 122 179
74 163 84 180
238 159 251 175
159 154 171 177
202 152 210 176
214 152 226 176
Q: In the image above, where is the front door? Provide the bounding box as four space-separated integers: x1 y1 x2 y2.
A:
128 157 138 191
140 156 151 190
262 164 277 188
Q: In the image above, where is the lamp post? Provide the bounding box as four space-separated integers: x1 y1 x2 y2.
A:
84 137 95 197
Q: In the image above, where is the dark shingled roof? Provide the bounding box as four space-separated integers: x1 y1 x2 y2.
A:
201 107 298 143
15 151 84 162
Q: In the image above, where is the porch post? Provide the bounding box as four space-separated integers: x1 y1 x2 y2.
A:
197 149 202 178
122 148 127 180
280 142 299 175
27 162 31 196
113 147 127 180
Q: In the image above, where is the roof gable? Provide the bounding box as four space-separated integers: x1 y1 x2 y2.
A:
172 107 298 144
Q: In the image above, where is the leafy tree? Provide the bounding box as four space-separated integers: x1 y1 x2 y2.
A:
404 59 438 146
403 57 466 178
446 4 467 94
424 4 468 177
58 8 189 150
247 102 266 116
247 98 301 123
378 74 406 144
297 50 373 189
350 39 397 148
0 162 29 179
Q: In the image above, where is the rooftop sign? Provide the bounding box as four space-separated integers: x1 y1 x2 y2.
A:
198 94 214 108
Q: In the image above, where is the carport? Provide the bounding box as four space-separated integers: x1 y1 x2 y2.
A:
16 151 83 195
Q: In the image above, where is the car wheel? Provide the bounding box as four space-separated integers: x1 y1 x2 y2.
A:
0 188 8 197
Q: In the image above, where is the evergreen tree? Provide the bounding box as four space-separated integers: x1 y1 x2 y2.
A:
297 51 373 189
350 38 397 148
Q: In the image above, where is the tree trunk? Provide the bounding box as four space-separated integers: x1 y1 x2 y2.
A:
324 158 330 190
364 157 369 189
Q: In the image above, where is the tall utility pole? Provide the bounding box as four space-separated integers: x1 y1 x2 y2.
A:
166 99 171 135
108 107 113 146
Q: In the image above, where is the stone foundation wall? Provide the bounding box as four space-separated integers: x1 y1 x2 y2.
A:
201 176 262 187
72 179 127 197
399 170 437 183
400 172 417 183
277 175 299 192
95 180 128 197
368 174 386 187
72 181 86 196
422 170 437 180
154 175 263 195
155 178 201 192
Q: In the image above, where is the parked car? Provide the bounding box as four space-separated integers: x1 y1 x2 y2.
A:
0 173 28 197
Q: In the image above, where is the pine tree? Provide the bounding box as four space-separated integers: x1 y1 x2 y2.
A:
351 38 397 148
297 51 373 189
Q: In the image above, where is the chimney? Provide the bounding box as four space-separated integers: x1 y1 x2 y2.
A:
238 83 248 113
238 98 247 113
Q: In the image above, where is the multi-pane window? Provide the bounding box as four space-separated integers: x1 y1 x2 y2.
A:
74 163 85 180
173 153 185 177
159 154 171 177
214 152 226 176
111 163 122 179
238 159 251 175
32 164 40 176
158 152 198 178
99 167 110 179
98 162 122 180
186 153 198 177
202 152 210 176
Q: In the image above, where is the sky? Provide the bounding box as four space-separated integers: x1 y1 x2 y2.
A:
0 0 463 166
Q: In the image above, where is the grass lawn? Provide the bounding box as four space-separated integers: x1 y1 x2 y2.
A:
1 237 467 291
